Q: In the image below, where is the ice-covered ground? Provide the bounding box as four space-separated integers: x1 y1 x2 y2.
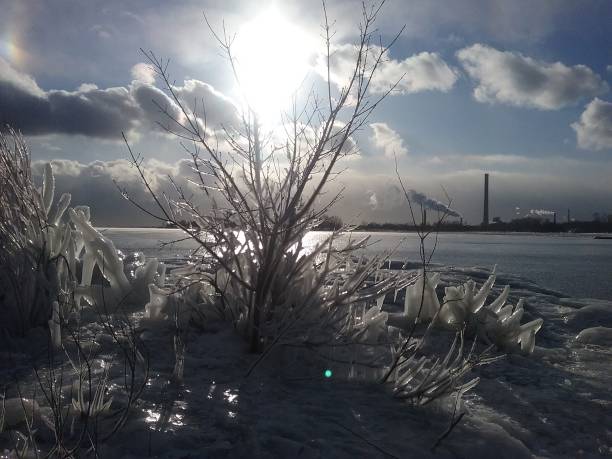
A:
1 264 611 458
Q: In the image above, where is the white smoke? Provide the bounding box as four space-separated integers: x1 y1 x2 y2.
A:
406 189 462 218
368 191 378 209
528 209 556 217
366 186 461 219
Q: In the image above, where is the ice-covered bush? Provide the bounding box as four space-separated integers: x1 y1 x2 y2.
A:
0 128 69 337
69 208 166 311
388 269 543 355
0 127 165 343
125 5 410 354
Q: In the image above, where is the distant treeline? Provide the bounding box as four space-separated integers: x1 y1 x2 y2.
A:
314 216 612 233
163 217 612 234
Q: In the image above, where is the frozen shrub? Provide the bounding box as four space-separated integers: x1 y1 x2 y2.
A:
125 5 410 354
0 127 165 344
0 128 66 337
388 270 544 355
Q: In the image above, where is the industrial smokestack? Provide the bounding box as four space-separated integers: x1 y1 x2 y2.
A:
567 209 571 223
553 212 557 225
482 173 489 226
422 208 427 226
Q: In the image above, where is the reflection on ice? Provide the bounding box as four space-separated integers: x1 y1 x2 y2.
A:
223 389 239 404
144 409 160 424
207 382 216 400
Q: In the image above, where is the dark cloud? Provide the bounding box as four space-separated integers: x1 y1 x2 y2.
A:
0 57 238 139
131 82 182 131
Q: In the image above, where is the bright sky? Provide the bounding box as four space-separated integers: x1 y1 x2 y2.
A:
1 0 612 226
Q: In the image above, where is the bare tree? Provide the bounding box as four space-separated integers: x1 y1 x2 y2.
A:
122 2 410 355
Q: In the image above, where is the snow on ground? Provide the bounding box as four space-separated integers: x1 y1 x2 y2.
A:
1 265 612 458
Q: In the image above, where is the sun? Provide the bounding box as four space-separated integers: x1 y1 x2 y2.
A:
232 9 317 126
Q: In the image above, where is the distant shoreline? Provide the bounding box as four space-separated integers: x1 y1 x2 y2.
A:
98 226 612 237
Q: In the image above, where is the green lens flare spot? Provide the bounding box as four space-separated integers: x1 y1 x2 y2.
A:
324 369 332 378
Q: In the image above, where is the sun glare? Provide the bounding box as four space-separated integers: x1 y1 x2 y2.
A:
232 9 317 126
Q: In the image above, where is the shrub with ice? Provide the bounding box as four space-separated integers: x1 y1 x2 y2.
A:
0 128 166 344
385 269 543 355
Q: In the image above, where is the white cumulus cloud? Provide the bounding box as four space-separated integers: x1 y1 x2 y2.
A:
457 44 608 110
370 122 408 158
131 62 156 85
572 98 612 150
321 45 458 95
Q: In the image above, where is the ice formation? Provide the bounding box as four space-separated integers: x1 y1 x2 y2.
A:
575 326 612 346
386 270 441 329
67 205 166 312
3 161 168 343
49 301 61 348
383 270 543 355
390 334 482 404
439 272 496 328
71 366 113 418
355 304 389 342
477 295 543 354
144 284 170 319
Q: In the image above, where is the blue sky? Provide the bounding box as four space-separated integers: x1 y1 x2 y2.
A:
1 0 612 226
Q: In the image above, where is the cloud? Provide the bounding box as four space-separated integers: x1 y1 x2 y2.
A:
369 122 408 158
324 120 358 155
91 24 113 40
172 79 240 128
131 63 156 85
31 158 206 227
572 98 612 150
130 82 182 131
0 57 238 139
321 45 458 95
457 44 608 110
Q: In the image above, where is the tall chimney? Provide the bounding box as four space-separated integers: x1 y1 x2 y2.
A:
553 212 557 225
482 173 489 226
567 208 571 223
422 208 427 226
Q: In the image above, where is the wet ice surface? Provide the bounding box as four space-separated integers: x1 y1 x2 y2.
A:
2 233 612 457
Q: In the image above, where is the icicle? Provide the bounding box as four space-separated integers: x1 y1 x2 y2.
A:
487 285 510 313
376 294 385 310
144 284 169 319
50 193 71 226
42 163 55 215
49 300 61 347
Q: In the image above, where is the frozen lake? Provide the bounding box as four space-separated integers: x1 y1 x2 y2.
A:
102 228 612 300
